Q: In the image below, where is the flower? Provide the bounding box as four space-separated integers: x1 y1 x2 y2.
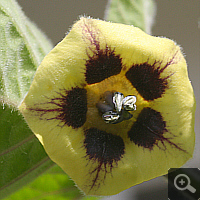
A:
19 17 196 196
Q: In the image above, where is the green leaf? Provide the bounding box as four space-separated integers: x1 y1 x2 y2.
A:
105 0 156 34
0 0 54 199
4 165 98 200
0 0 53 106
0 104 55 199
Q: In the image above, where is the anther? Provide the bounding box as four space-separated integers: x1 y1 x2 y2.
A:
97 91 137 124
102 111 121 124
113 92 124 113
122 96 137 111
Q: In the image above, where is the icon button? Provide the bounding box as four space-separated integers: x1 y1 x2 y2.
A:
174 174 196 193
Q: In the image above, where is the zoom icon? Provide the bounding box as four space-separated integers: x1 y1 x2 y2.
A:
168 168 200 200
174 174 196 193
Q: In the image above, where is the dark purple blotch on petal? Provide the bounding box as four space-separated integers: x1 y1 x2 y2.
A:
82 20 122 84
128 107 186 152
31 87 87 129
128 107 167 149
58 87 87 128
84 128 125 189
85 47 122 84
125 56 176 101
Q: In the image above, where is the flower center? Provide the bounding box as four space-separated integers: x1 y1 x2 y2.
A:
97 91 137 124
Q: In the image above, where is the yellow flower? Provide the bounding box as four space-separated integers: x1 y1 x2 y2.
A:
19 17 196 196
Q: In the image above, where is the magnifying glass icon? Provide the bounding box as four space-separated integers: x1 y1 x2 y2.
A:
174 174 196 193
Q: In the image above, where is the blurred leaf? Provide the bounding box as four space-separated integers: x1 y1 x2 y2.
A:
0 104 55 199
0 0 54 199
105 0 156 34
4 165 98 200
0 0 53 105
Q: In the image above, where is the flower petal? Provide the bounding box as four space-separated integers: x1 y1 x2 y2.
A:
19 17 195 196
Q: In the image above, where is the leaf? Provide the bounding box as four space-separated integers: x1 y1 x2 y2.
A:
0 0 54 199
0 104 55 199
4 165 99 200
105 0 156 34
0 0 53 106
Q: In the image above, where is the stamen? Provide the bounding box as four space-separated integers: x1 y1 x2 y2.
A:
113 92 124 113
97 91 137 124
122 96 137 111
102 111 121 124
